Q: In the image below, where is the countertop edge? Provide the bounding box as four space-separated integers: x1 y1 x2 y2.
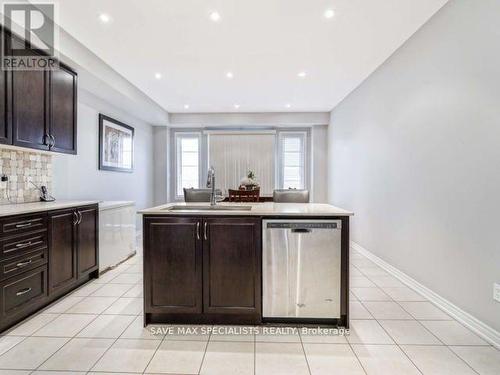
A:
0 200 100 217
138 203 354 217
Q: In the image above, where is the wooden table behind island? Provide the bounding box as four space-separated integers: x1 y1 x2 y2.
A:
139 202 353 327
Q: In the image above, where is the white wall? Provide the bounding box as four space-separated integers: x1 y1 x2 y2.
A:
53 90 155 229
328 0 500 331
169 112 329 127
153 126 169 205
311 125 328 202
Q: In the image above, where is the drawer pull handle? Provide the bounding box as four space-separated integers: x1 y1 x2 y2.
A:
204 222 208 240
15 222 32 228
15 241 32 248
16 287 32 296
16 259 33 267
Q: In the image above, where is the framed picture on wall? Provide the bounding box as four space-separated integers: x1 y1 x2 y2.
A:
98 114 134 172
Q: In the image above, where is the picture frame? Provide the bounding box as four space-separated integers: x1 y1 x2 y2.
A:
98 114 134 172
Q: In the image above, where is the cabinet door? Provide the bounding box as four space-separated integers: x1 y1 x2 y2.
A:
11 68 49 150
49 64 77 154
48 209 77 293
144 217 202 314
203 217 261 316
0 28 11 145
76 206 98 276
0 31 10 145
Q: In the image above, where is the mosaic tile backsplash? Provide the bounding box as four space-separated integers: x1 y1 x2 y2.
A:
0 148 53 204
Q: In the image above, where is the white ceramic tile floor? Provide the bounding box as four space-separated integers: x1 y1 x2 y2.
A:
401 345 477 375
0 248 497 375
398 301 451 320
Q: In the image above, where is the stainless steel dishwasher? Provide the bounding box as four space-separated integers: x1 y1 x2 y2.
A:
262 219 342 320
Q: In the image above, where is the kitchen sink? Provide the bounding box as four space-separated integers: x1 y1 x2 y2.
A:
165 205 252 211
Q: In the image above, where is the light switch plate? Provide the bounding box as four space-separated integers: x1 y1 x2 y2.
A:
494 283 500 303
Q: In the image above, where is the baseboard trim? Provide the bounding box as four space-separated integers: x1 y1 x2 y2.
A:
351 241 500 349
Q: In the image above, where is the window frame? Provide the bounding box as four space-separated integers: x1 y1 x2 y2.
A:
277 131 308 190
173 131 203 200
169 127 310 201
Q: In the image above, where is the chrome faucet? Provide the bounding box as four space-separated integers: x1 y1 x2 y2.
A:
207 166 216 206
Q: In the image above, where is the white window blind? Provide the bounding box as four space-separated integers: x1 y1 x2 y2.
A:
279 132 306 189
208 132 275 196
176 134 200 196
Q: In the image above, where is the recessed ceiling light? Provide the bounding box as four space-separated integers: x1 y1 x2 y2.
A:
98 13 111 23
226 71 234 79
209 11 221 22
324 9 335 19
234 104 240 109
297 71 307 78
184 104 190 109
285 104 291 108
154 73 162 79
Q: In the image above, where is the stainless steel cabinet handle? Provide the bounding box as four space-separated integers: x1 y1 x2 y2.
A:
16 259 32 267
16 287 32 296
15 222 32 228
15 241 32 248
72 211 78 225
78 211 83 224
196 222 200 240
204 222 208 240
49 134 55 148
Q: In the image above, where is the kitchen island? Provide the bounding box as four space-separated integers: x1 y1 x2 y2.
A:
140 202 353 327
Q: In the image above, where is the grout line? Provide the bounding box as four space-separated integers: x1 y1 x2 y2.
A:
298 327 313 375
32 312 103 371
254 329 256 375
141 326 167 375
346 341 369 375
85 309 140 373
196 326 212 375
448 346 489 374
353 249 483 375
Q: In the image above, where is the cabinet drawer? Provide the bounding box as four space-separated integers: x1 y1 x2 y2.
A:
0 248 47 281
0 231 48 259
0 214 47 237
0 265 48 319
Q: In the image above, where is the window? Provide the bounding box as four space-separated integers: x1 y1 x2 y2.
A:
170 128 310 201
175 133 201 197
208 131 275 195
279 132 306 189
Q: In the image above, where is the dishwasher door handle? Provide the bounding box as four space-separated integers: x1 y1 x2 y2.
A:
291 228 312 233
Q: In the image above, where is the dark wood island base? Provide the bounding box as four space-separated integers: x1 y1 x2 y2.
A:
142 207 351 328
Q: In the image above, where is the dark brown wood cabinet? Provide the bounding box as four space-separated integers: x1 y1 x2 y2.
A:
1 27 77 154
49 205 98 294
11 68 49 150
77 206 98 276
48 208 77 293
203 217 261 316
144 216 261 325
48 64 77 154
144 217 202 314
0 265 48 324
0 66 10 145
0 204 99 333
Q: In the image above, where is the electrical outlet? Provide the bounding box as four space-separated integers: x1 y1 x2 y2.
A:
494 283 500 303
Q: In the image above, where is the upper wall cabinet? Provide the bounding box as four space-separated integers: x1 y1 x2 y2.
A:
48 64 77 154
11 67 49 151
0 62 10 145
1 27 78 155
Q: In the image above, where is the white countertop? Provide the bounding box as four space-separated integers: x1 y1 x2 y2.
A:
0 200 100 217
139 202 353 217
99 201 135 211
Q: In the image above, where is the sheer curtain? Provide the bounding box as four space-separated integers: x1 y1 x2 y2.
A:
208 132 275 196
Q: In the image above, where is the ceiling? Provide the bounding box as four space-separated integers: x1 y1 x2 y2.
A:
49 0 447 113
